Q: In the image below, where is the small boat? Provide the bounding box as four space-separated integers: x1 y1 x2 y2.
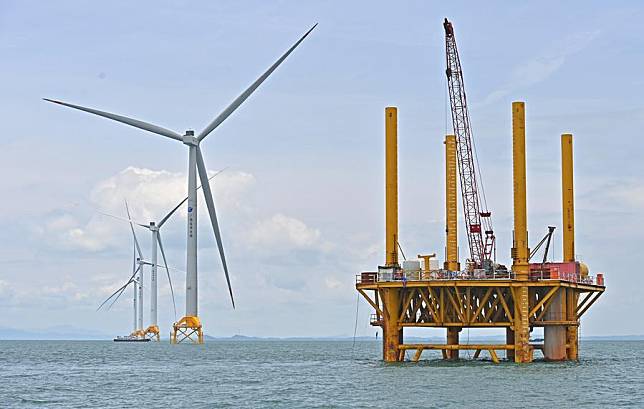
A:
113 335 150 342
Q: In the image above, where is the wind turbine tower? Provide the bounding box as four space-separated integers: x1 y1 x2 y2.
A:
46 25 316 343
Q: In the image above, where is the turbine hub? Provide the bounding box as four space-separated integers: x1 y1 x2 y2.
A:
182 130 198 146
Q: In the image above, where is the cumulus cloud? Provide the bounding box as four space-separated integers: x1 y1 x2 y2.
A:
41 166 256 252
248 213 322 249
36 165 335 292
89 166 255 222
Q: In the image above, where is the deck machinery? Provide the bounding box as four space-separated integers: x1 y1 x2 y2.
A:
355 20 605 363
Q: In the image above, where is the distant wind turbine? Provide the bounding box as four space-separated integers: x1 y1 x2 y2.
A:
99 169 226 340
45 24 317 343
97 200 147 339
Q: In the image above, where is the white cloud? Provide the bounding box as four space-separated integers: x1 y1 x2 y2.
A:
248 213 322 249
41 166 256 252
482 30 601 105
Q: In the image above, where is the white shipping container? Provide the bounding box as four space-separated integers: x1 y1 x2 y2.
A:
402 260 421 272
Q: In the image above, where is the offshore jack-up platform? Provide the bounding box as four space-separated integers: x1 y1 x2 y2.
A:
355 21 604 363
356 105 605 363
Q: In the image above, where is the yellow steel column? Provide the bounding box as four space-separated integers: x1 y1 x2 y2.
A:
385 107 398 267
382 288 402 362
505 328 515 360
382 107 402 362
511 101 532 363
561 133 579 359
511 102 529 279
446 328 460 360
566 288 579 360
444 134 460 271
561 134 575 262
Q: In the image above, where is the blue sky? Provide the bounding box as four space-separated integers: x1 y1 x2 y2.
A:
0 1 642 337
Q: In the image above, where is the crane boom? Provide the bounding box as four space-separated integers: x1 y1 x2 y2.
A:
443 18 495 268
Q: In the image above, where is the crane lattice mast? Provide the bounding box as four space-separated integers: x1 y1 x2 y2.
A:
443 18 495 268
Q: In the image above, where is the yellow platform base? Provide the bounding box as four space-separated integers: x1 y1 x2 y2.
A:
130 329 145 338
170 316 204 344
144 325 160 341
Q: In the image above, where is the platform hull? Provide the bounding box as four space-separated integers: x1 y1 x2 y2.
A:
356 277 604 363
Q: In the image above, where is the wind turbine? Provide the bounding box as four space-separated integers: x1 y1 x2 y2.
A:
45 24 316 343
99 170 225 341
98 200 147 340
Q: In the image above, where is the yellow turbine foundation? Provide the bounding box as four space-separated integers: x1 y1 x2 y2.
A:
171 316 204 344
143 325 160 342
130 329 145 338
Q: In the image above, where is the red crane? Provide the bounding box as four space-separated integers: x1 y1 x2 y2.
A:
443 18 495 269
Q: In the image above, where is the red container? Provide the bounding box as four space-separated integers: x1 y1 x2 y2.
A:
596 273 604 286
361 272 377 283
550 267 559 279
530 262 578 280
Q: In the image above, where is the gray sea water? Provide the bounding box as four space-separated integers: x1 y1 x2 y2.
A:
0 340 642 408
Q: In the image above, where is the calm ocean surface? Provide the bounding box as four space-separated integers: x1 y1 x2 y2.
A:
0 340 642 408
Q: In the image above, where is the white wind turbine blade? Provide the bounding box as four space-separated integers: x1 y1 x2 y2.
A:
157 232 177 320
98 210 148 229
197 24 317 142
97 264 142 311
43 98 183 141
107 278 135 311
124 200 143 260
195 147 234 308
157 167 228 228
141 261 186 275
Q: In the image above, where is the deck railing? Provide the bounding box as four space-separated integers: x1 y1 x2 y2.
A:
356 270 603 286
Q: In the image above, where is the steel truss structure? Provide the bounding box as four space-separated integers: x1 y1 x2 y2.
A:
170 316 204 344
357 278 604 363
